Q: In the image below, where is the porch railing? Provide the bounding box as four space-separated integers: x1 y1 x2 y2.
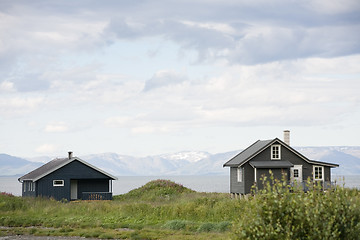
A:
82 192 113 200
290 181 336 191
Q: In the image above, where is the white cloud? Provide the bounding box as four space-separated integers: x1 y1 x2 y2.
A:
143 70 187 91
0 81 14 92
0 1 359 157
44 122 69 133
104 117 132 127
0 96 44 117
306 0 360 14
35 144 58 154
181 20 237 35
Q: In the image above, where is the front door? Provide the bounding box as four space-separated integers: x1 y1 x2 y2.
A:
290 165 302 183
71 180 78 200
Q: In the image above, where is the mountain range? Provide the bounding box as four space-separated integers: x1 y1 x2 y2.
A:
1 146 360 176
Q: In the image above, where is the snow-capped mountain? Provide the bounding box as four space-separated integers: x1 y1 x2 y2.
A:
1 147 360 176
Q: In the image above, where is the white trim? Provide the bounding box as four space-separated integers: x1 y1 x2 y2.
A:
313 166 324 181
254 167 257 182
271 144 281 160
71 180 78 199
237 167 243 182
290 165 303 183
53 180 64 187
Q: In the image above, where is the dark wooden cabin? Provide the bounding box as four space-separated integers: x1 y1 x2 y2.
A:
18 152 117 201
223 131 339 195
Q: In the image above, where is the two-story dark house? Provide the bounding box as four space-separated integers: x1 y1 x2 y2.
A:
18 152 117 201
223 131 339 195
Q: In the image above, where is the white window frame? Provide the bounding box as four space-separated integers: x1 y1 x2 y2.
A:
313 166 324 181
271 145 281 160
53 180 64 187
237 167 243 182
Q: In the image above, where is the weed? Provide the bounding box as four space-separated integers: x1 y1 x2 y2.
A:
197 222 215 232
163 220 188 230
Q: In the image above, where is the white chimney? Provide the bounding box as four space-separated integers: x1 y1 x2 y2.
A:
284 130 290 145
68 151 73 159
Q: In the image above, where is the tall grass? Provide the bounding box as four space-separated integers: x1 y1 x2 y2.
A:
1 179 360 239
231 174 360 240
0 180 238 239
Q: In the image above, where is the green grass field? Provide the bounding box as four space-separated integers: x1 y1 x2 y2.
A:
1 178 360 239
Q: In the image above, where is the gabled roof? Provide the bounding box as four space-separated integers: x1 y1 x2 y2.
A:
223 139 274 167
223 138 339 168
18 157 118 182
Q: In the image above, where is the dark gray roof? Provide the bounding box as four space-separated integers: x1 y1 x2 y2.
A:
18 157 117 182
250 160 294 168
19 158 68 181
223 139 273 167
223 138 339 168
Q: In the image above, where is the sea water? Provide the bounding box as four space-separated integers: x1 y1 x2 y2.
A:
0 175 229 196
1 175 359 197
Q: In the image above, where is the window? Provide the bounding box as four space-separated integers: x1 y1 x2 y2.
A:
237 167 243 182
53 180 64 187
271 145 281 160
313 166 324 181
30 182 35 191
293 169 299 178
24 181 35 192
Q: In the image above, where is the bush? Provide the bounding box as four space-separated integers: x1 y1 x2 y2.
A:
217 221 231 232
231 174 360 240
198 222 217 232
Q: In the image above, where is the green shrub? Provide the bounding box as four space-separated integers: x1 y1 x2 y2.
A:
231 174 360 240
198 222 217 232
217 221 231 232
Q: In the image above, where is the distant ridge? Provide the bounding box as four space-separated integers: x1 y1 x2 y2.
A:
0 154 42 176
1 147 360 176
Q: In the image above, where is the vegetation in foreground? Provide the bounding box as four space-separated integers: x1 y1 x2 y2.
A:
0 178 360 239
232 175 360 240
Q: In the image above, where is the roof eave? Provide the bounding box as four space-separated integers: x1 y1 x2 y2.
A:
308 160 339 168
23 157 118 182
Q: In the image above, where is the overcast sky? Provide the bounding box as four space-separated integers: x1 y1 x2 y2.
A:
1 0 360 158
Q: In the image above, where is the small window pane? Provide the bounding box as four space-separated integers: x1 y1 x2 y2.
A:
53 180 64 186
314 166 323 180
294 169 299 178
271 145 281 159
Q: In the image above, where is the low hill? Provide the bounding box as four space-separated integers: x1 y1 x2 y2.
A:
114 179 195 201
